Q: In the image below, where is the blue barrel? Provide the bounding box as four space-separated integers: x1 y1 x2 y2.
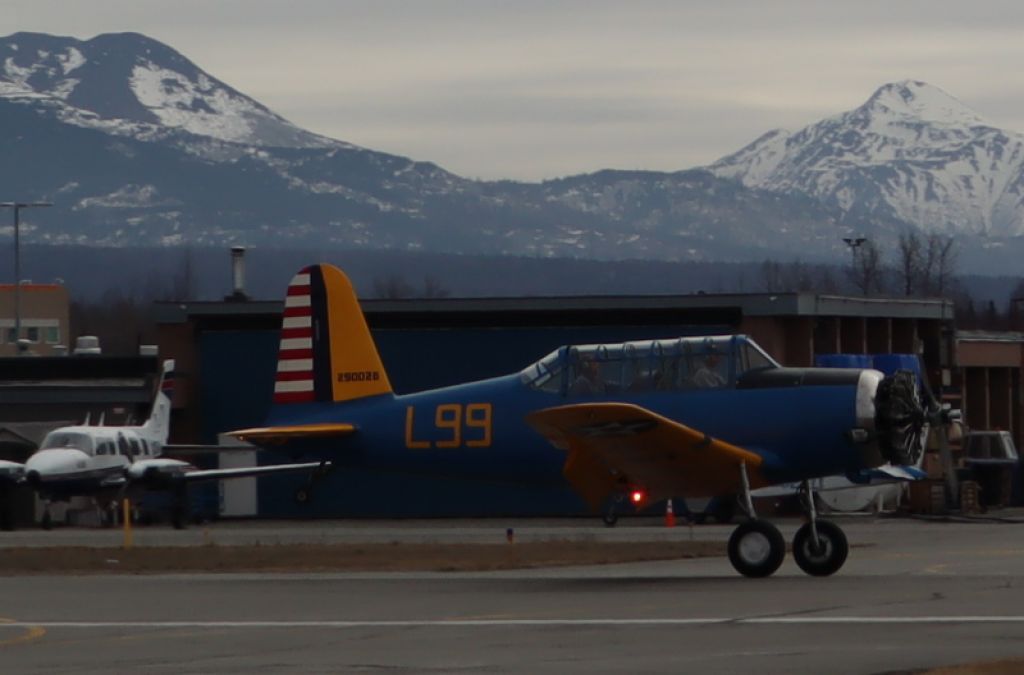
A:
815 354 873 369
872 354 922 381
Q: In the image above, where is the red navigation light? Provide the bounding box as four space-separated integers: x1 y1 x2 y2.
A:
631 489 645 504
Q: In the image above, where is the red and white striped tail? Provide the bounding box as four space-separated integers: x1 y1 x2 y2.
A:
271 264 392 405
274 270 316 404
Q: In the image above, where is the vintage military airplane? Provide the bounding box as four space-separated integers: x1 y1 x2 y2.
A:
230 263 935 578
0 359 328 529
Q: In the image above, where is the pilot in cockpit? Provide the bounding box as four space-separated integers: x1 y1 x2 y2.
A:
570 356 605 395
690 351 727 388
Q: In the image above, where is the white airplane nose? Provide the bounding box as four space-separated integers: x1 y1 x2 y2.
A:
24 449 90 484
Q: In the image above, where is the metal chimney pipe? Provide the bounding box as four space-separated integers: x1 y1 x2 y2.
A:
230 246 246 299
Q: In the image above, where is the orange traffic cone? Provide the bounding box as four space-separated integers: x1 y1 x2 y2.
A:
665 499 677 528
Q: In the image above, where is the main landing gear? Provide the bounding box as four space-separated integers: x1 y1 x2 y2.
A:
726 464 849 578
294 460 332 505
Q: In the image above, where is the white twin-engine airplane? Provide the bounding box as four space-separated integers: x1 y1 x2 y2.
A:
0 360 329 529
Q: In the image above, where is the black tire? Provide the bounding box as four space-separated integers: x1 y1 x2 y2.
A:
792 520 848 577
294 487 311 504
727 520 786 578
601 510 619 527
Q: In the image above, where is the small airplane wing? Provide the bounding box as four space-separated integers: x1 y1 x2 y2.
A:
526 402 767 510
752 465 927 498
226 423 357 445
123 458 331 487
861 465 927 482
0 460 25 484
179 460 330 483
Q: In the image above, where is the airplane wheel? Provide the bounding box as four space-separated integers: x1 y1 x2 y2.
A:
294 487 311 504
171 513 186 530
792 520 848 577
727 520 785 578
601 509 618 527
41 511 52 531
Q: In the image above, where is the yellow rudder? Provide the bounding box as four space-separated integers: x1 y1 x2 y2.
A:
274 263 393 404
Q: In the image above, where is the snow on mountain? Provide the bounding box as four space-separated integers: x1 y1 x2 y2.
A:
5 32 1024 271
708 80 1024 237
0 32 340 149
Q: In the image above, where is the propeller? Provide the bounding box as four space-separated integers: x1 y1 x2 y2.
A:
875 369 927 466
874 362 961 477
915 357 963 507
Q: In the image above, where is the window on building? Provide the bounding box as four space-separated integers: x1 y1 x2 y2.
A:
45 327 59 344
4 328 14 343
25 327 39 343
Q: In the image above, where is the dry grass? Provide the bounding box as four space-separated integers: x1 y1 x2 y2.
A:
911 661 1024 675
0 540 726 574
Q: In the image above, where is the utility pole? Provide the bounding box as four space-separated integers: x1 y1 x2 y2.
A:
0 201 52 354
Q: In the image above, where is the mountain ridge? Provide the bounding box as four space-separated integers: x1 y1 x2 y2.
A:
2 33 1024 273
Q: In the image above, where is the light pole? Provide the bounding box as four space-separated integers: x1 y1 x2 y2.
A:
842 236 866 263
0 201 52 354
842 236 867 295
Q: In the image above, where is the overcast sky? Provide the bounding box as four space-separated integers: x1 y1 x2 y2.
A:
6 0 1024 180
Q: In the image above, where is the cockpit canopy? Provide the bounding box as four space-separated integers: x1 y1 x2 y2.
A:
520 335 779 396
40 431 95 454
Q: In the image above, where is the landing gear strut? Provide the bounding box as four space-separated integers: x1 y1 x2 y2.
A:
791 480 848 577
725 467 851 578
727 462 785 577
294 460 332 505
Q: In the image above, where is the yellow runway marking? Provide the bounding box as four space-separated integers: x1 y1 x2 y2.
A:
0 617 46 648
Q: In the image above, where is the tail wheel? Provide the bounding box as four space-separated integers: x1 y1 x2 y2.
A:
727 520 785 578
792 520 848 577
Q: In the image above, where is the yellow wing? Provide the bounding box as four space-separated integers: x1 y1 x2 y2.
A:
526 403 768 511
227 423 356 445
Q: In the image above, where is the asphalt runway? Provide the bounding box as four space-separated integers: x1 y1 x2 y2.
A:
2 516 1024 674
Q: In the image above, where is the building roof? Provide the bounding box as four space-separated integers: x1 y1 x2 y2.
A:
154 292 955 329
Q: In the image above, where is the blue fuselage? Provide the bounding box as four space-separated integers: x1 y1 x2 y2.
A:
268 373 869 495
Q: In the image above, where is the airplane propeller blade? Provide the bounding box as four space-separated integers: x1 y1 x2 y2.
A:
916 356 962 507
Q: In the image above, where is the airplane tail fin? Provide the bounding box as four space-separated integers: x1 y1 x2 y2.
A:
142 359 174 441
273 264 393 405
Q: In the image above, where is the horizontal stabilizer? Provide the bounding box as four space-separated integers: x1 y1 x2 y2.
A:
227 423 357 445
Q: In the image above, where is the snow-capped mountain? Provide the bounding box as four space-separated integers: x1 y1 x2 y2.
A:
708 80 1024 237
2 32 1023 272
0 32 334 148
